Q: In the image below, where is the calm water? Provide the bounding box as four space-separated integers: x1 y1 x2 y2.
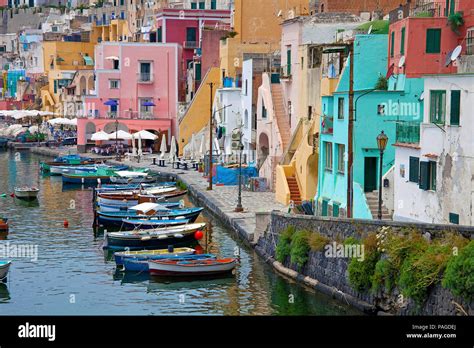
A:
0 151 360 315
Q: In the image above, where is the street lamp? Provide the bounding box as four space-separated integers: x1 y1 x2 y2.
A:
36 113 41 147
235 140 244 213
376 130 388 220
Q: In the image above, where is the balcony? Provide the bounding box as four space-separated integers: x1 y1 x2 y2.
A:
409 0 458 18
183 41 198 49
321 116 334 135
279 65 292 80
137 72 153 84
396 121 420 144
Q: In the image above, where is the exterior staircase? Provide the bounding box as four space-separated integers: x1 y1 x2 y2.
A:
270 83 290 151
365 191 392 220
287 176 302 205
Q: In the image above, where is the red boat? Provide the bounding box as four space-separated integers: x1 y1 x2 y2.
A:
148 258 237 277
0 218 8 233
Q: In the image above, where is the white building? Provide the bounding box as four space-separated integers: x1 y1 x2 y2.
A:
240 58 256 162
19 30 44 76
393 73 474 226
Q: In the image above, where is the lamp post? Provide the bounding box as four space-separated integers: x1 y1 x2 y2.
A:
207 82 214 191
376 130 388 220
235 140 244 213
37 113 41 147
115 118 119 161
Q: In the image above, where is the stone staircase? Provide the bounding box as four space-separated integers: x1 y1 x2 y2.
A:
270 83 290 151
365 191 392 220
287 176 302 205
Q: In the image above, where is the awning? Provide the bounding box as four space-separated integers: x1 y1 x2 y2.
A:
105 56 119 60
83 56 94 66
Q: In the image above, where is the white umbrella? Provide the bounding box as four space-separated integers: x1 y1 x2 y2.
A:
214 137 221 155
108 130 132 140
48 118 67 125
91 130 110 141
138 133 143 157
160 134 167 159
28 125 39 133
169 135 176 162
67 118 78 126
133 130 158 140
131 133 137 156
199 133 205 159
190 133 196 160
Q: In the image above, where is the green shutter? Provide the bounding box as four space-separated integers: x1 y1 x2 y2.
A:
419 161 430 190
426 29 441 53
211 0 216 9
199 1 205 9
191 2 197 9
54 80 57 94
449 0 455 15
409 156 419 183
287 48 291 75
322 200 329 216
450 90 460 125
332 203 340 217
430 161 437 191
449 213 459 224
390 31 395 57
195 63 201 80
400 27 405 54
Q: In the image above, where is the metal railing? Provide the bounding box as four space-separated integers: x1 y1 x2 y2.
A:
279 65 291 79
183 41 198 49
321 116 334 135
396 121 420 144
137 72 153 83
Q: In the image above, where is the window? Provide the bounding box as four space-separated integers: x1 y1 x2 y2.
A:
450 90 460 126
426 28 441 53
409 156 419 183
337 144 345 174
211 0 216 9
324 142 333 171
139 62 151 81
113 59 119 70
467 28 474 55
286 46 291 75
262 103 267 118
157 27 162 42
198 1 205 9
0 45 5 53
195 63 201 80
332 203 340 217
419 161 436 191
109 80 120 89
191 2 197 9
308 46 321 68
308 105 313 120
390 31 395 57
186 27 197 42
321 199 329 216
449 213 459 225
337 97 344 119
400 27 405 54
430 90 446 124
139 98 153 117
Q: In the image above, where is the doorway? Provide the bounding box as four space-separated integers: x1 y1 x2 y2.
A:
364 157 378 192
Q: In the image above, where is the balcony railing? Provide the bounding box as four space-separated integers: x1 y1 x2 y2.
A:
409 0 458 17
321 116 334 135
396 121 420 144
137 72 153 83
279 65 292 79
183 41 198 49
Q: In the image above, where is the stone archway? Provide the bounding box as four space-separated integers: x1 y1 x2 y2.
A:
79 76 87 96
103 122 129 133
87 75 94 95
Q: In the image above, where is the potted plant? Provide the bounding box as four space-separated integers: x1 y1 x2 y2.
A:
448 12 464 35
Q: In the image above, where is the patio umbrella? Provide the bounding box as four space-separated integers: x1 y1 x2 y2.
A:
137 133 143 156
103 99 118 106
131 133 137 156
142 101 156 107
169 135 176 162
91 130 110 141
134 130 157 140
160 134 167 159
108 130 132 140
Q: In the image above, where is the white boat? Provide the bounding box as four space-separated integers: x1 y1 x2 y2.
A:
50 165 97 175
14 187 39 201
148 258 237 277
0 261 11 281
109 171 156 184
108 222 206 240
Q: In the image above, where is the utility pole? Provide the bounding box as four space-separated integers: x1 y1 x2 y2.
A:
347 41 355 219
207 82 214 191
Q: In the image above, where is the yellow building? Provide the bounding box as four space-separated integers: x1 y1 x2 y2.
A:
90 19 130 43
41 41 95 113
178 67 220 155
220 0 310 80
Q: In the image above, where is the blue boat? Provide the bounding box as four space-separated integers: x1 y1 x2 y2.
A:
97 201 181 213
123 254 216 272
114 247 196 266
97 182 176 192
97 207 203 227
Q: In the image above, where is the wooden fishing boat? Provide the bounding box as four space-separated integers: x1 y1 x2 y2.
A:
97 201 182 213
114 247 196 266
97 187 177 201
123 254 216 272
0 218 8 233
0 261 11 281
109 171 157 184
148 258 237 277
14 187 39 201
105 222 206 250
40 155 96 172
97 182 176 192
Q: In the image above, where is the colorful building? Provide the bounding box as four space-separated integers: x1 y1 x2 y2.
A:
315 34 424 219
77 42 181 153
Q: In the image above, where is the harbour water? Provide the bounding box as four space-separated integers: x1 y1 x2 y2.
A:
0 151 361 315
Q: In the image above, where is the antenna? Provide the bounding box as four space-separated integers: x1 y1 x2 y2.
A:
418 91 425 102
367 25 373 35
398 55 406 68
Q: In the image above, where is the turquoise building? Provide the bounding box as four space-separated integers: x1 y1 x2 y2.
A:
316 34 424 219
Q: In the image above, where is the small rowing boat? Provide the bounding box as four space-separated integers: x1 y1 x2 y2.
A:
123 254 216 272
97 201 182 213
114 247 196 266
14 187 39 201
0 261 11 281
109 171 157 184
105 222 206 250
148 258 237 277
0 217 8 233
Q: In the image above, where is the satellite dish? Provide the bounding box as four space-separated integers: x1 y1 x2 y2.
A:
445 50 454 67
398 56 406 68
451 45 462 61
419 91 425 101
367 25 373 35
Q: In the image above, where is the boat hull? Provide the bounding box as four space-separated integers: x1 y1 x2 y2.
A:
105 233 196 250
123 254 216 272
97 208 202 227
14 190 39 201
97 202 181 213
62 174 113 185
114 247 195 266
148 259 236 277
0 261 11 281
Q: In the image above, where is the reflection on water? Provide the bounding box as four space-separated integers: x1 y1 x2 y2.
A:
0 150 362 316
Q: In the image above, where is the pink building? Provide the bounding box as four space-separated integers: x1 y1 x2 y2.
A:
77 42 182 153
388 0 474 78
154 8 231 100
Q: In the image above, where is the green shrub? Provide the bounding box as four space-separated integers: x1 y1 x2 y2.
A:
399 244 451 305
308 232 329 252
442 241 474 302
371 258 396 294
176 180 187 190
375 75 388 90
344 236 360 247
383 229 428 269
275 226 296 263
290 230 311 268
348 249 381 292
448 12 464 34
